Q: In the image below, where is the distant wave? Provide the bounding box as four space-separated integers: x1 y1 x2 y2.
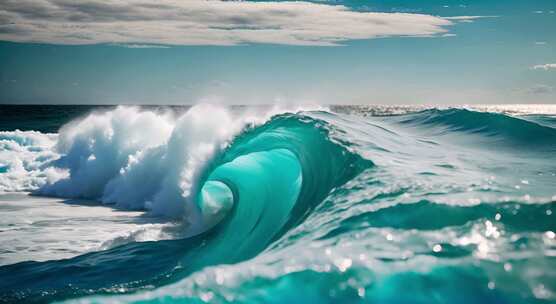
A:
398 108 556 146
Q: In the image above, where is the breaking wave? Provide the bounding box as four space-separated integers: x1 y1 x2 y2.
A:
1 105 555 303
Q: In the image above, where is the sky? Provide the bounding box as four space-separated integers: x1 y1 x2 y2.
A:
0 0 555 105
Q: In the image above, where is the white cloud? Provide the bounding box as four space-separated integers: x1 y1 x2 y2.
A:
443 16 495 20
443 16 496 23
0 0 468 46
532 63 556 71
115 44 171 49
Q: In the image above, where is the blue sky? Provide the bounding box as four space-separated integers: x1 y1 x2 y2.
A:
0 0 555 105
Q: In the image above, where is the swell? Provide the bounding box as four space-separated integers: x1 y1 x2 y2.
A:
0 111 372 303
323 199 556 239
398 108 556 146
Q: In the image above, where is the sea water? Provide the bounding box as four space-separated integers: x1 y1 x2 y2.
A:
0 104 555 303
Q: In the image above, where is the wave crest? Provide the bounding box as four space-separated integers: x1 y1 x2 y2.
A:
36 105 264 221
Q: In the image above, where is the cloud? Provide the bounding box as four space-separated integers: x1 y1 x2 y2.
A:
115 44 171 49
525 84 553 95
0 0 467 46
443 16 496 23
532 63 556 71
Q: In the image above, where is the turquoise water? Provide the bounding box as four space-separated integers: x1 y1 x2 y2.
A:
0 105 555 303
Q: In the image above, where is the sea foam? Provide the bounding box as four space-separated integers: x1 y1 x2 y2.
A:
34 105 246 221
0 130 63 192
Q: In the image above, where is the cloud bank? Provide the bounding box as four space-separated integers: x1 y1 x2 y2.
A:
0 0 461 46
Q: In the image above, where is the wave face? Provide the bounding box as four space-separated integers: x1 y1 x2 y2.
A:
0 105 555 303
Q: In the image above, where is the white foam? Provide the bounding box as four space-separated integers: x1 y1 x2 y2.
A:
39 106 175 199
1 105 322 226
0 130 65 192
33 105 296 221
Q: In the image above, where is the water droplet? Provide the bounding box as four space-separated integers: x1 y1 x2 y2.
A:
478 243 489 255
547 209 553 216
433 244 442 253
200 292 214 302
386 233 393 241
533 284 552 299
358 287 366 297
215 271 224 285
504 263 512 272
484 220 500 238
546 231 555 239
336 258 352 272
495 213 502 221
488 281 496 290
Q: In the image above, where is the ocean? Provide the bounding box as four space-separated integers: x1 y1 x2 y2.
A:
0 104 555 303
